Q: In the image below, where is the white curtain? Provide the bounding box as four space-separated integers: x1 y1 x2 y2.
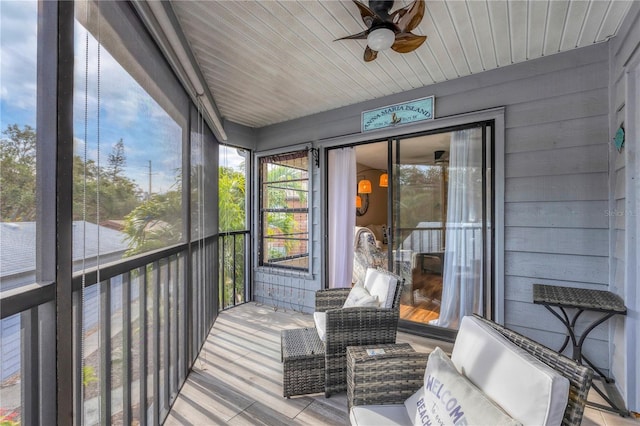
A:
434 128 483 328
328 147 357 288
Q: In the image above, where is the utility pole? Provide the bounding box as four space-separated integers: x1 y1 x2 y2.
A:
148 160 152 200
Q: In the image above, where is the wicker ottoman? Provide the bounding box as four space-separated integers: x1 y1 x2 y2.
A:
281 327 325 398
347 343 429 410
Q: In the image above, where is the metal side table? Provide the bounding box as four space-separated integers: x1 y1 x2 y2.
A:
533 283 628 416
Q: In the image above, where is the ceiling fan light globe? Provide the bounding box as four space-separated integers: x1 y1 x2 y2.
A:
367 28 395 51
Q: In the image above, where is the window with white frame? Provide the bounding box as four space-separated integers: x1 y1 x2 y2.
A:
259 150 309 271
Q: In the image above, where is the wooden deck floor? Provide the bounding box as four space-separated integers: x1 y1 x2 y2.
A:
166 302 638 426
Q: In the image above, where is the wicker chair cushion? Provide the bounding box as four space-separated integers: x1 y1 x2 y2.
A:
451 316 570 426
343 285 380 308
363 268 397 309
411 347 520 426
313 312 327 342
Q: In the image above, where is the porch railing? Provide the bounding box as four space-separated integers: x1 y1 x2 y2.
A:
0 236 218 425
219 230 250 310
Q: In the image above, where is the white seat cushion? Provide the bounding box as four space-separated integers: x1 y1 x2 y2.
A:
363 268 397 309
451 316 570 426
350 404 412 426
313 312 326 342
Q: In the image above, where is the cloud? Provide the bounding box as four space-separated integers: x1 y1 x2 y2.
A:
0 1 38 119
3 5 186 195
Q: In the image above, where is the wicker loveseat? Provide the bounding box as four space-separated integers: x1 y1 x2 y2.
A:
349 314 594 426
314 268 403 397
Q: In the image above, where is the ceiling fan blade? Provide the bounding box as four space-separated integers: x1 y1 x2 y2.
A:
364 46 378 62
352 0 377 28
390 0 425 33
335 30 369 41
391 33 427 53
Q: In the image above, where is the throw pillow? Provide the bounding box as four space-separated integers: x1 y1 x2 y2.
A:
411 347 521 426
343 285 379 308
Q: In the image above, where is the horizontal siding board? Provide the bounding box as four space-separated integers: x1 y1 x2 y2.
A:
505 115 608 154
506 323 609 373
504 201 608 228
505 88 609 129
505 300 608 342
506 172 608 202
258 44 609 149
504 276 607 303
505 144 608 178
438 60 608 119
504 251 608 284
505 227 608 256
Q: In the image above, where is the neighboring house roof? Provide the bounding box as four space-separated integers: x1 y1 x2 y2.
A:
0 221 128 290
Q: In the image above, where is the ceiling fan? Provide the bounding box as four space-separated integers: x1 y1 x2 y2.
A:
336 0 427 62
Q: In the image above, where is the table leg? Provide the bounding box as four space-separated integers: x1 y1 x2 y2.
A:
542 307 629 416
542 305 580 358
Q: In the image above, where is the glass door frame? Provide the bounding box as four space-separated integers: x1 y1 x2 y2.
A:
389 121 495 341
320 107 505 339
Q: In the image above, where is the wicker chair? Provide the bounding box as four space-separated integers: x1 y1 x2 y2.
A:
349 314 594 426
315 269 403 397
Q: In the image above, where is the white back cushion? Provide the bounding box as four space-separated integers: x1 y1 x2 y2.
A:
363 269 397 309
410 348 520 426
451 316 570 426
343 285 379 308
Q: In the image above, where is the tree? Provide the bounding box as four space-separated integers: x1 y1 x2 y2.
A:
122 191 182 256
1 124 36 165
218 166 246 231
0 124 37 221
107 138 126 181
73 138 142 222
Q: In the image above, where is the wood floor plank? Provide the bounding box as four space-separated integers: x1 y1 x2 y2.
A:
167 302 624 425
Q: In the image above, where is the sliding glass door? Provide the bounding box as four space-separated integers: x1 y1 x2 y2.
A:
391 123 493 334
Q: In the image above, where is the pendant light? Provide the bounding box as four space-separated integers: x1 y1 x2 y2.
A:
358 179 372 194
379 173 388 188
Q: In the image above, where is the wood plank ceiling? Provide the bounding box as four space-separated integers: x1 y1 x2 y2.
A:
170 0 632 129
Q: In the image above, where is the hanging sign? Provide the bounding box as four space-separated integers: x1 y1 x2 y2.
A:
362 96 435 132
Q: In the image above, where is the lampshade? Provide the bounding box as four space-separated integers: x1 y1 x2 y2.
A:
379 173 388 187
358 179 372 194
367 28 395 51
355 195 362 208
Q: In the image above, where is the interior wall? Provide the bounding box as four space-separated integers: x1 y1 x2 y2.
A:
254 42 613 373
609 1 640 411
355 167 388 228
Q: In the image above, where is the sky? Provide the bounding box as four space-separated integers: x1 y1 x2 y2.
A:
2 1 182 194
2 1 248 195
